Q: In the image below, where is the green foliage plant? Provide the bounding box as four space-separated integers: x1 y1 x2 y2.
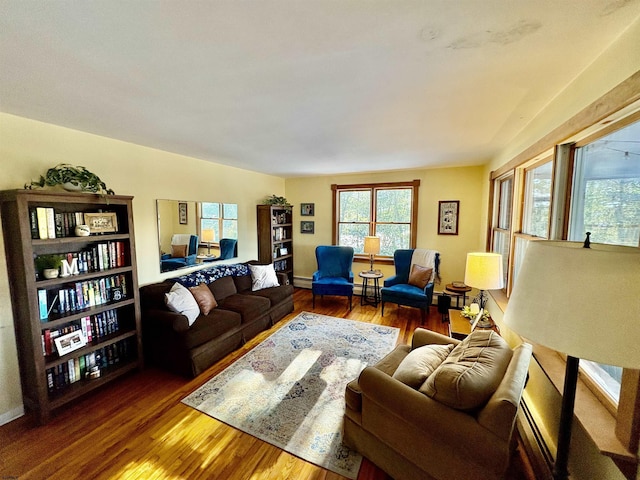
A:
34 254 63 273
25 164 115 195
263 194 289 205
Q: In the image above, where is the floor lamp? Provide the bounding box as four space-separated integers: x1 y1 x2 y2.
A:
464 252 504 327
504 238 640 480
363 236 380 273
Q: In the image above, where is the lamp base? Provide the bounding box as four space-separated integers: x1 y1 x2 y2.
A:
475 317 493 329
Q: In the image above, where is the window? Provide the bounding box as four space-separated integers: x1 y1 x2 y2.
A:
332 181 419 257
199 202 238 244
522 160 553 238
567 119 640 406
490 173 513 288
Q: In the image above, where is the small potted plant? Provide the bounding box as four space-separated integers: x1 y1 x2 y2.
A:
25 164 114 195
262 194 289 205
34 254 63 279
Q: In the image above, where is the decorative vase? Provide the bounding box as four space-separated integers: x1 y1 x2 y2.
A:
75 224 91 236
62 182 84 192
43 268 59 279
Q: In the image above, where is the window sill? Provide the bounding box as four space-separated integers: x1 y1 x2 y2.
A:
490 291 638 473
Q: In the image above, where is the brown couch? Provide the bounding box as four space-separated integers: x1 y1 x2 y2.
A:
343 328 532 480
140 263 294 377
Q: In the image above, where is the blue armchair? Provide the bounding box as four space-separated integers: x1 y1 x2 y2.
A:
202 238 238 262
161 234 199 272
381 249 440 322
312 246 355 310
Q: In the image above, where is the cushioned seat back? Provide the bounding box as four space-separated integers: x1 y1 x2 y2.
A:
315 245 354 278
219 238 238 259
392 249 414 283
209 275 238 301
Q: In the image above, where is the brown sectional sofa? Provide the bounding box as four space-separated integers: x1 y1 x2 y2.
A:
140 262 294 377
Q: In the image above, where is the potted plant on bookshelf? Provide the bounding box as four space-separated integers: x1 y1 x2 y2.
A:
262 194 290 206
35 254 63 279
25 164 115 195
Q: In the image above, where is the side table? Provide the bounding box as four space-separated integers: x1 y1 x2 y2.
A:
359 271 383 307
448 309 498 340
444 283 472 308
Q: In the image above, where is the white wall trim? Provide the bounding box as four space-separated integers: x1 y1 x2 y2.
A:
0 404 24 426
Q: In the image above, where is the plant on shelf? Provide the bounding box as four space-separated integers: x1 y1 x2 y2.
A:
262 194 289 206
34 254 63 275
25 164 115 195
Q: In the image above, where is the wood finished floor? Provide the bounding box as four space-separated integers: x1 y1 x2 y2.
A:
0 288 536 479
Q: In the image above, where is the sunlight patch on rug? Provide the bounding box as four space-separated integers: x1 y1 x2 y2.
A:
182 311 399 479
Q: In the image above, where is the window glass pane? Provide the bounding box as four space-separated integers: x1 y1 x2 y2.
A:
223 203 237 219
498 178 513 229
492 230 510 285
202 202 220 218
338 224 369 251
376 188 411 223
340 191 371 222
222 219 238 239
512 236 529 289
581 361 622 404
522 162 552 238
201 218 219 242
376 224 410 255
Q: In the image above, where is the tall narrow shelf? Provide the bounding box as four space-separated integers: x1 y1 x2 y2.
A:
0 190 143 424
257 204 293 285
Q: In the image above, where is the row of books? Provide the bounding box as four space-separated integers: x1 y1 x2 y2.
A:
30 207 86 239
35 241 127 280
42 309 122 356
46 338 135 394
38 274 129 320
274 259 290 272
272 226 289 241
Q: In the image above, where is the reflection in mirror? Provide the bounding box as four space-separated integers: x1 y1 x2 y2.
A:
157 199 238 273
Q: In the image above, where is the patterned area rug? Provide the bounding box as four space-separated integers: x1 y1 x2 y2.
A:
182 311 399 479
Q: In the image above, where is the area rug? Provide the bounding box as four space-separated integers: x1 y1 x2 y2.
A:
182 311 399 479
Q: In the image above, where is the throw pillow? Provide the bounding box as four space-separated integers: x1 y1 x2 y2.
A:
249 263 280 291
392 344 454 389
420 330 513 411
408 264 433 289
189 283 218 315
171 244 188 258
165 282 200 326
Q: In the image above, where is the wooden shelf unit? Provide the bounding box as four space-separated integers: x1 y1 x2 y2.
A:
0 190 143 424
256 204 293 285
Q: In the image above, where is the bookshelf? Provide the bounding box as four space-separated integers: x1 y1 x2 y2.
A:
0 190 143 424
257 204 293 285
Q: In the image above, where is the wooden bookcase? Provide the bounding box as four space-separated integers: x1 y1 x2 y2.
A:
0 190 143 424
257 204 293 285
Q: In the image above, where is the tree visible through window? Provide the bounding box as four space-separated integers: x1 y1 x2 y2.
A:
333 181 419 256
199 202 238 244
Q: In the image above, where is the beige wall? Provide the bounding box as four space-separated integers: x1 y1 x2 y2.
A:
0 112 285 423
285 166 487 289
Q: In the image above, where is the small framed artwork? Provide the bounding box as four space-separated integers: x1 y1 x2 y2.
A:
300 203 314 216
54 329 87 357
279 247 288 256
178 202 188 224
301 221 315 234
84 212 119 234
438 200 459 235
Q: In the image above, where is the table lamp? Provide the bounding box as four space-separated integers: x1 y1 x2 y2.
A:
201 228 215 255
504 236 640 480
363 236 380 273
464 252 504 325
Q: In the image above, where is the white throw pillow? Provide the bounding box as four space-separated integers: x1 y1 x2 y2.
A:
165 282 200 326
249 264 280 291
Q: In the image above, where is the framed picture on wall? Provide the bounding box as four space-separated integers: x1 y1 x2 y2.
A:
301 221 315 234
438 200 459 235
178 202 188 224
300 203 314 216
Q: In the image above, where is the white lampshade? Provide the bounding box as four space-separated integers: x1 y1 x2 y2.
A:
504 240 640 368
364 236 380 255
201 229 215 243
464 252 504 290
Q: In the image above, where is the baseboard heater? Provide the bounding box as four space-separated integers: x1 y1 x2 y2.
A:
517 397 554 480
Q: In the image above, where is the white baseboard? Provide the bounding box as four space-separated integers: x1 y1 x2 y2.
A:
0 404 24 426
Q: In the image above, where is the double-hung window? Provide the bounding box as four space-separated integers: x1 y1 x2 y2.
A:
332 180 419 258
198 202 238 245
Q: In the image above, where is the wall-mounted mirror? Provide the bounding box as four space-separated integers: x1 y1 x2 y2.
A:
157 199 238 273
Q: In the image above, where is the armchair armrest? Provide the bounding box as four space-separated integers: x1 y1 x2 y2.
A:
185 253 197 265
358 367 509 460
161 253 171 260
143 308 190 333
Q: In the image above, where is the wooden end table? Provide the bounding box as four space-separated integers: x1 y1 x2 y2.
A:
448 309 498 340
444 283 472 308
359 271 383 307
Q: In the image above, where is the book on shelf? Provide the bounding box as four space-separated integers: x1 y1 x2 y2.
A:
29 208 120 239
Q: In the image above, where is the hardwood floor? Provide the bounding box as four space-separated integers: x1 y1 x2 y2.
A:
0 288 535 479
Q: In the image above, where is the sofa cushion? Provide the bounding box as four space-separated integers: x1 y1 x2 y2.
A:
420 330 513 411
165 283 200 326
247 283 294 306
249 263 280 290
189 283 218 315
179 308 242 349
217 294 271 323
233 274 253 293
408 264 433 289
392 343 454 389
209 275 237 301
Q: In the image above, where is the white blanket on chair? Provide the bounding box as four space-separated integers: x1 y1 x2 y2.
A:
172 234 193 246
411 249 439 283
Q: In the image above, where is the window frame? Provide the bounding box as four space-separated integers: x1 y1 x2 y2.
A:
332 180 420 263
197 202 238 248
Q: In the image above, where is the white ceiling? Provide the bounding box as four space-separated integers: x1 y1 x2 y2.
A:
1 1 640 177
